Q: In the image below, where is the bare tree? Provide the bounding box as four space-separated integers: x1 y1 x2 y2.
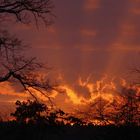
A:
0 0 56 102
114 87 140 126
0 0 54 26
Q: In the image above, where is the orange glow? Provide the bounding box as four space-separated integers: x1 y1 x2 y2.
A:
0 74 140 124
0 75 127 107
61 85 85 105
0 82 30 98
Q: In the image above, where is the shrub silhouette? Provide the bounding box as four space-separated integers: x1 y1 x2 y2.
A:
11 100 67 126
11 100 47 124
11 100 87 127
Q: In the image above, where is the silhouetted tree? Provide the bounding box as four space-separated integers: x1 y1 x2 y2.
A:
11 100 70 126
83 96 111 125
11 100 47 123
76 96 111 125
76 83 140 126
0 0 56 100
0 0 53 25
94 97 111 125
113 87 140 126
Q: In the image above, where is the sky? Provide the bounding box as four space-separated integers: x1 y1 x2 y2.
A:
4 0 140 80
0 0 140 116
7 0 140 81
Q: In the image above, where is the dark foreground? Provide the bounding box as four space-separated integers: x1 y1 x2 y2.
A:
0 122 140 140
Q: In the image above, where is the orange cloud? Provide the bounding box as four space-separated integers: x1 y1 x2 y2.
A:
0 73 135 118
0 82 29 99
54 75 118 108
61 85 86 105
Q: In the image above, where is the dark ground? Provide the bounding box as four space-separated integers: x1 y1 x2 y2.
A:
0 122 140 140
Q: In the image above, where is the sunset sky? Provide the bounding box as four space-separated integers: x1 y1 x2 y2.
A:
0 0 140 116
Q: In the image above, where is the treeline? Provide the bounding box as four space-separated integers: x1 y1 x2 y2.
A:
8 100 84 126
